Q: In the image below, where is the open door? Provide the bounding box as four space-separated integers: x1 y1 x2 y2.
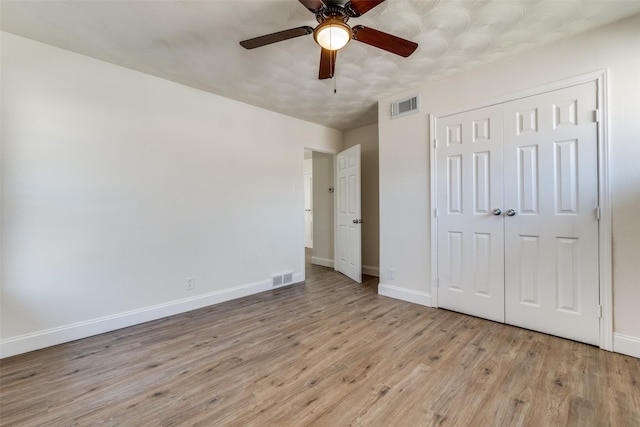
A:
335 144 362 283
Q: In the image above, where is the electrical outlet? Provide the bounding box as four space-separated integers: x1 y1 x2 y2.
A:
185 277 195 290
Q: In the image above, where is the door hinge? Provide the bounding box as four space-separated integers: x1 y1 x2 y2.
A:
434 208 438 218
435 277 439 288
597 305 602 319
594 109 600 123
596 206 601 220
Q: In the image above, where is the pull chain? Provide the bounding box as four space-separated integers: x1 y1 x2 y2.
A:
332 49 337 94
330 26 337 93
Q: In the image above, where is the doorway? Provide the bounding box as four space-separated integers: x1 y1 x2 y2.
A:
303 150 335 275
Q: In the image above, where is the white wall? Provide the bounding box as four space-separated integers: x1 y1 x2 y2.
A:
311 153 335 267
0 33 343 357
378 14 640 357
344 124 379 276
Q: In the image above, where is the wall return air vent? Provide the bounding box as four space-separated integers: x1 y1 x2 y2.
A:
391 94 420 119
272 271 294 288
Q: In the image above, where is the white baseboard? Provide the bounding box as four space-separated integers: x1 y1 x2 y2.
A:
311 256 334 268
292 272 304 285
363 265 379 277
378 283 432 307
613 333 640 359
377 285 640 359
1 276 303 359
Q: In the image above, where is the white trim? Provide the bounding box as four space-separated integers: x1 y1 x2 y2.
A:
362 265 379 277
292 272 304 285
433 70 608 119
378 283 432 307
311 256 334 268
613 333 640 359
430 70 613 350
596 71 613 351
429 113 439 306
0 277 300 359
333 154 338 274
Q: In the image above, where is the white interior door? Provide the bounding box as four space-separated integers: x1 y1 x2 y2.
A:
436 105 505 323
503 81 600 345
304 172 313 248
336 144 362 283
435 81 600 345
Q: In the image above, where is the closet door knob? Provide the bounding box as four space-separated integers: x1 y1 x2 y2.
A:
492 208 502 216
506 209 517 217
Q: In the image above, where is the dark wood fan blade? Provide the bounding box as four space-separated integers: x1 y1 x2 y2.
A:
299 0 324 13
346 0 385 16
240 26 314 49
352 25 418 57
319 48 337 79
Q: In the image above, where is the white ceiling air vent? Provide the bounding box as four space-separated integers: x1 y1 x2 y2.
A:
391 94 420 119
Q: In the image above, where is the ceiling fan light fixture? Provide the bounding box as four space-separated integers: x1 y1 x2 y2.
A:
314 19 352 51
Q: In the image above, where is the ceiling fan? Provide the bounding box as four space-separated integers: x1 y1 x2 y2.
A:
239 0 418 80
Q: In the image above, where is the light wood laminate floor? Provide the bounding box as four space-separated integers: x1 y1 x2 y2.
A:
1 251 639 426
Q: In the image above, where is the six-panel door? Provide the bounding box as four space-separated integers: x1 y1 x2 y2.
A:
436 81 600 345
503 82 600 345
436 105 505 323
336 144 362 283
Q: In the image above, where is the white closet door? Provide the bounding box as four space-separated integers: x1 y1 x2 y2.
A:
436 105 505 323
503 81 600 345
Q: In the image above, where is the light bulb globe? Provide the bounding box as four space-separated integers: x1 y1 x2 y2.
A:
314 20 352 51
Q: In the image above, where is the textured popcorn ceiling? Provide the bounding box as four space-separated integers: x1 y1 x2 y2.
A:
2 1 640 130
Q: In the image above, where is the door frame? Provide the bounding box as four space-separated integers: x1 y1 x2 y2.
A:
303 170 313 249
429 70 612 350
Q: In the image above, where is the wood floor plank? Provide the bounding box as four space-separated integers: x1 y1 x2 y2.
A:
1 252 639 426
